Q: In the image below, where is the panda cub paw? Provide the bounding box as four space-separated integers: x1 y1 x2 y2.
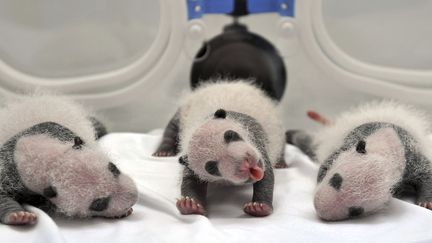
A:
176 196 206 215
153 146 178 157
418 201 432 209
3 211 37 225
243 202 273 217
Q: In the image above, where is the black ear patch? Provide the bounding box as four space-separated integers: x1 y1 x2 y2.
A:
356 140 366 154
43 186 57 198
179 155 188 166
329 173 343 190
205 161 221 176
108 162 121 177
348 206 364 217
72 136 84 149
224 130 242 143
214 109 227 119
89 197 110 212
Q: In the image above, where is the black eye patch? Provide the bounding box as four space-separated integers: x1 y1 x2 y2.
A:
108 162 121 177
43 186 57 198
205 161 221 176
356 140 366 154
329 173 343 190
89 197 110 212
224 130 242 143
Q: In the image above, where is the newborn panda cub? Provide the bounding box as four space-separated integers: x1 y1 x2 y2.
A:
289 101 432 221
154 81 286 217
0 95 138 225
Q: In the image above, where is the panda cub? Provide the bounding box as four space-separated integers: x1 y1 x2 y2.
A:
288 101 432 221
154 81 286 217
0 94 138 225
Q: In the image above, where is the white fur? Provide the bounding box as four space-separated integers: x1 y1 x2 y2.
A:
315 100 432 163
314 128 406 220
178 81 285 164
0 93 97 147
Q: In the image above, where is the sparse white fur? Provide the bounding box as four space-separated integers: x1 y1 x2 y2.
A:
0 93 97 147
315 101 432 163
178 81 285 165
0 93 137 219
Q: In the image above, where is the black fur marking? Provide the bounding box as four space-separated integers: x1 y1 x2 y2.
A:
214 109 227 119
0 122 78 219
348 206 364 217
224 130 242 143
356 140 366 154
88 117 108 139
89 197 110 212
108 162 121 177
43 186 57 198
72 136 84 149
329 173 343 190
179 155 188 166
205 161 221 176
317 166 328 183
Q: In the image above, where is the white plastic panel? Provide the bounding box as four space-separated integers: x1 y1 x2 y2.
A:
0 0 160 78
322 0 432 70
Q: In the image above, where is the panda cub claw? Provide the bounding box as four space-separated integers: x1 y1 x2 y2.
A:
243 202 273 217
3 211 37 225
274 161 288 169
418 202 432 209
153 150 177 157
176 197 206 215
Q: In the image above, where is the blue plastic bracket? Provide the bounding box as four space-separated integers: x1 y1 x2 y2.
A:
187 0 295 20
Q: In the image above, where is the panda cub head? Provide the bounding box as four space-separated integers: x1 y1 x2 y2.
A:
14 134 138 219
314 127 405 221
180 109 265 185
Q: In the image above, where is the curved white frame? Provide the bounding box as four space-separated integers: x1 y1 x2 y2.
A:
310 0 432 88
293 0 432 104
0 0 187 107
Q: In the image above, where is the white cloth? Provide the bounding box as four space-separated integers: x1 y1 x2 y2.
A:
2 133 432 243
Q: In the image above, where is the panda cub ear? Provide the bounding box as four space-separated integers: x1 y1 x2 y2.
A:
356 140 366 154
214 109 226 119
72 136 84 149
179 155 189 166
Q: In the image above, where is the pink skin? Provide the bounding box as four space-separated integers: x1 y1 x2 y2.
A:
3 211 37 225
15 135 138 219
237 157 264 182
176 197 206 215
188 119 265 184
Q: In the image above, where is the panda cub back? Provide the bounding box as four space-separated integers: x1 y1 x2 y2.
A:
0 94 97 146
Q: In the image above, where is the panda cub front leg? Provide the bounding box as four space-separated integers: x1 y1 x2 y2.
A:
415 174 432 209
177 168 208 215
153 112 180 157
0 195 37 225
244 167 274 217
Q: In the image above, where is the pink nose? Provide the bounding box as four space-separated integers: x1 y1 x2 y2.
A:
240 160 264 181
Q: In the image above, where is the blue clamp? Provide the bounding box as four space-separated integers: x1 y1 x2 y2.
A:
187 0 295 20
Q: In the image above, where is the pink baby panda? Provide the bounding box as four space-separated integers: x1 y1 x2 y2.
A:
0 94 138 225
287 101 432 221
153 81 286 217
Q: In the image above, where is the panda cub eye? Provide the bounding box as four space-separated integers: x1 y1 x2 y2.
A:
356 140 366 154
108 162 121 177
